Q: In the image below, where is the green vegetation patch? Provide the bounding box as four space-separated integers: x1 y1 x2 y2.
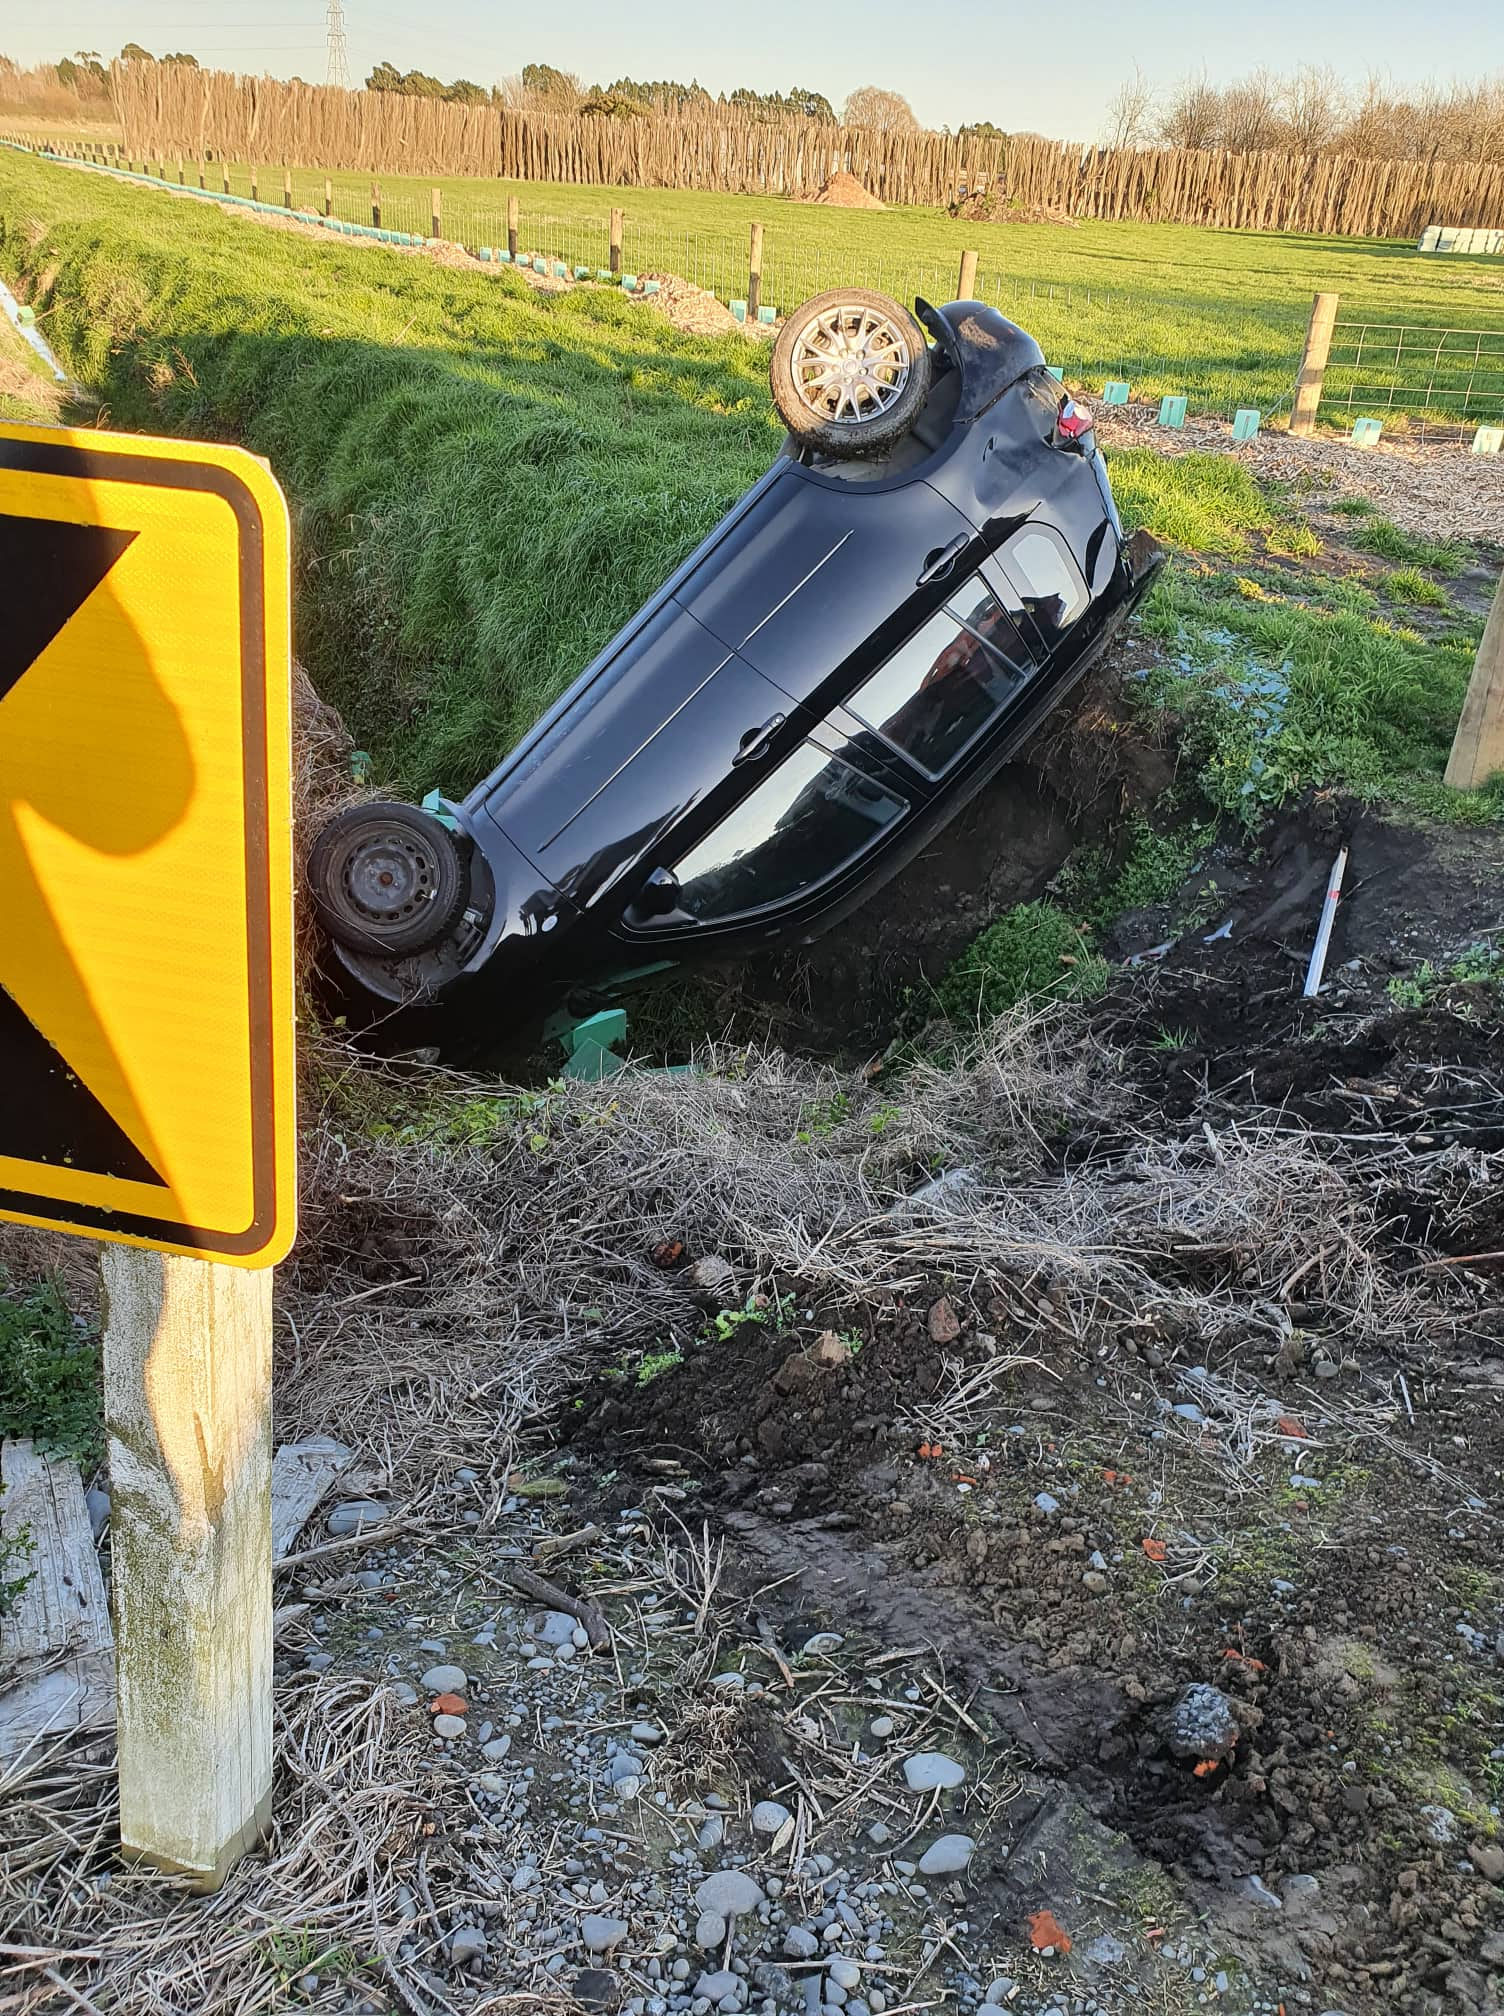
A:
1381 566 1450 609
1102 449 1273 555
933 900 1108 1024
1350 517 1468 576
0 1273 103 1470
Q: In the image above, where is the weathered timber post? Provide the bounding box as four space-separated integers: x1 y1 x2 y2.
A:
177 157 184 185
283 165 293 208
431 186 442 240
1446 566 1504 790
507 193 520 260
222 162 231 195
1290 290 1339 438
324 176 333 218
747 221 764 320
957 247 978 299
250 163 258 202
609 205 623 275
371 180 381 228
102 1249 273 1891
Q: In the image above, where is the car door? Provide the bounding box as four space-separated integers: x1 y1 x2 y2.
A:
674 463 983 719
479 600 812 913
616 715 914 942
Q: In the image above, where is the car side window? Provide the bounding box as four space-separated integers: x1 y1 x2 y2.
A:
1000 524 1090 634
844 577 1035 779
668 741 906 923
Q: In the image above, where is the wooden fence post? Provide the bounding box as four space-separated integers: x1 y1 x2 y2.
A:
283 165 292 208
250 162 258 202
1290 290 1339 438
431 185 441 240
1446 566 1504 790
957 247 978 299
609 205 623 275
222 162 230 195
507 193 520 260
371 180 381 228
177 157 184 185
102 1247 273 1891
324 176 333 218
198 159 206 189
747 221 764 320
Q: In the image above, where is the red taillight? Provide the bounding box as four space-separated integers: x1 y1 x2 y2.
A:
1057 398 1094 441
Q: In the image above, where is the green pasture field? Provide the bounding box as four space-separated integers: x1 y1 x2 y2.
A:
0 145 1496 832
113 151 1504 422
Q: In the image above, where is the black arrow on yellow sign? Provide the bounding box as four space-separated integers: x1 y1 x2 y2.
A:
0 514 164 1183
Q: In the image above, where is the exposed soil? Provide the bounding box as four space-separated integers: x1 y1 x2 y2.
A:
803 171 885 210
947 189 1078 228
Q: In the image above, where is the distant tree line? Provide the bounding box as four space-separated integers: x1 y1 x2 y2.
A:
1104 64 1504 165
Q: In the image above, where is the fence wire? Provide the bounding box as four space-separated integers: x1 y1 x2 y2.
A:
1326 319 1504 435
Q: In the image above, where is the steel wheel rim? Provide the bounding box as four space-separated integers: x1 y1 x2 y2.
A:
789 303 912 426
339 826 440 930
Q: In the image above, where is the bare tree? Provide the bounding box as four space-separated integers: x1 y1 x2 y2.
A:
1220 69 1283 151
1157 71 1222 150
842 85 919 133
1278 64 1344 151
1102 65 1155 148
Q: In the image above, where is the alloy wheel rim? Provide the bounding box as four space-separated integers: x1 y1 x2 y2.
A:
789 303 912 425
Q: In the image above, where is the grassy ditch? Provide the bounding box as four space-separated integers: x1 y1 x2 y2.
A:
0 150 774 795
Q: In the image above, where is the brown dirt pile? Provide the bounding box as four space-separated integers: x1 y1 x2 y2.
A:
638 271 743 337
949 187 1077 226
805 170 884 209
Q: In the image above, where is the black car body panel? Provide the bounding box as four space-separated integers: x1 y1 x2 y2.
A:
330 301 1163 1010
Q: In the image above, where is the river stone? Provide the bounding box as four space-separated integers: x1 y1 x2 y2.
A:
533 1609 581 1648
433 1713 466 1739
828 1960 861 1992
784 1929 819 1960
421 1664 468 1694
902 1752 965 1792
695 1871 764 1918
582 1915 629 1953
753 1800 793 1834
696 1912 728 1949
449 1927 489 1965
327 1499 389 1536
916 1834 975 1876
696 1971 740 2002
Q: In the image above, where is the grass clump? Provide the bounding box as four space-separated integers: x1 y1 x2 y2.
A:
934 901 1107 1024
1330 494 1379 517
0 1274 103 1470
1381 566 1450 609
1351 518 1468 576
1103 449 1273 555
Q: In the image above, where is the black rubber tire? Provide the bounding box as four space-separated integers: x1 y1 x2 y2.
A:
307 801 469 957
770 289 931 459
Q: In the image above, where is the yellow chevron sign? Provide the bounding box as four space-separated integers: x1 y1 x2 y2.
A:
0 422 295 1266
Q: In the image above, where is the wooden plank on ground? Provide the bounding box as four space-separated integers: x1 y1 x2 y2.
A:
269 1436 353 1564
0 1439 115 1762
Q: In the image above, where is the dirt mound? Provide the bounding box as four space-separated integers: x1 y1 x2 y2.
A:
805 170 884 209
948 187 1077 226
638 270 743 337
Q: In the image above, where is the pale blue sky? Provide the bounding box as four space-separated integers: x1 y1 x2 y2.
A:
7 0 1498 139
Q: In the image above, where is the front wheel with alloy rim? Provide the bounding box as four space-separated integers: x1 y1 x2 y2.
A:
770 289 932 458
307 801 470 957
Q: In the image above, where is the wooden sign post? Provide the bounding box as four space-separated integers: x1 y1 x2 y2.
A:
102 1251 274 1886
1445 565 1504 791
0 421 295 1890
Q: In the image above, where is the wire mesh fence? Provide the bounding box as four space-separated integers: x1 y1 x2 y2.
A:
1325 319 1504 436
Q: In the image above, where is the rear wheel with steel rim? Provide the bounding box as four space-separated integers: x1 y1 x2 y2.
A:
770 288 931 457
307 801 469 957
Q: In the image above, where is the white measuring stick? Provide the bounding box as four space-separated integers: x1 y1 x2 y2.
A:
1302 845 1349 998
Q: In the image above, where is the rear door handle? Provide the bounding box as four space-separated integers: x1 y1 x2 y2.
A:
917 534 970 586
732 712 786 765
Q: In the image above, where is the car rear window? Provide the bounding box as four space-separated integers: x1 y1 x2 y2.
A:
672 741 906 922
1004 525 1090 628
845 580 1035 778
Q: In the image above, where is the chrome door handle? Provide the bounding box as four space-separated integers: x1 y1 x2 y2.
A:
732 712 786 765
917 535 970 585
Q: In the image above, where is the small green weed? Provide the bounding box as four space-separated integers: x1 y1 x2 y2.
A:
1387 962 1436 1009
1381 567 1450 609
1330 494 1379 517
1351 518 1468 576
0 1274 103 1470
1449 941 1504 984
636 1347 684 1385
795 1092 852 1142
708 1292 795 1342
1266 516 1322 560
934 901 1108 1024
1151 1025 1195 1050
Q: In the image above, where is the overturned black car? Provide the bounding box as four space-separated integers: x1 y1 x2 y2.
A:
309 289 1163 1011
